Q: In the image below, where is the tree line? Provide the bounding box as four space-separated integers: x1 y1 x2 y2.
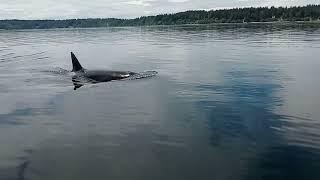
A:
1 5 320 30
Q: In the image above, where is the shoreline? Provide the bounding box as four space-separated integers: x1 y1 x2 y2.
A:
1 4 320 30
1 20 320 31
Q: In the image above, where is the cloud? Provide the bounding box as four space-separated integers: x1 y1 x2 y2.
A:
123 0 156 7
0 0 317 19
168 0 190 3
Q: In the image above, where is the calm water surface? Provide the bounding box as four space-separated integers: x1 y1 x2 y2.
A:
0 23 320 180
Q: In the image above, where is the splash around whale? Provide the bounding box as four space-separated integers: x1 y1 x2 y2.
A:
70 52 157 90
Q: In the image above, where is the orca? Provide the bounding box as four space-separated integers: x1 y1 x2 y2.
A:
70 52 136 90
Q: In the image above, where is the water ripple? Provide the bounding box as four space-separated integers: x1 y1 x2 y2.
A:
0 23 320 180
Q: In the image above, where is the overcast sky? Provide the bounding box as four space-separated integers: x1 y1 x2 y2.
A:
0 0 319 20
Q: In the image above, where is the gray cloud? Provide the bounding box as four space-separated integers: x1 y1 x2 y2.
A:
0 0 318 19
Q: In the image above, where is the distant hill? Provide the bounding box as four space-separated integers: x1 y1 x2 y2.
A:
1 5 320 30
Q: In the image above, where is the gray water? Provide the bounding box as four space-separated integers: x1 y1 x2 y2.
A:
1 23 320 180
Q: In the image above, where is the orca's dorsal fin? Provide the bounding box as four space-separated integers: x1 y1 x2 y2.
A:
71 52 84 72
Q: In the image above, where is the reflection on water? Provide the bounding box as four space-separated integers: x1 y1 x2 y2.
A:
0 23 320 180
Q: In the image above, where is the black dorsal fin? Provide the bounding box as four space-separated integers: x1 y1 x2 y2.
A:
71 52 84 72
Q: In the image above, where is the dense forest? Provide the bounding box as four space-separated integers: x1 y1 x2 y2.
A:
0 5 320 30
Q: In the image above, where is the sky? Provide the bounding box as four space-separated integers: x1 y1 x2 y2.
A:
0 0 319 20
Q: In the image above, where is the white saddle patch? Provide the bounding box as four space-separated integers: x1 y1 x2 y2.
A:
120 74 130 78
